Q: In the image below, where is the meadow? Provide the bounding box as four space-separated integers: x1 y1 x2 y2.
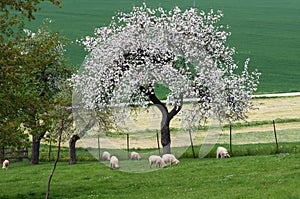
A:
3 1 299 198
1 96 299 198
0 153 299 199
26 0 300 93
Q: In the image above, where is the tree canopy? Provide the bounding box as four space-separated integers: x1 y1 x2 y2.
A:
19 22 73 164
71 4 260 153
0 21 73 163
0 0 76 163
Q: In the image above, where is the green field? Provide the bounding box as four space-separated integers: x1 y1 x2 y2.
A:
2 2 299 198
1 153 299 199
26 0 300 93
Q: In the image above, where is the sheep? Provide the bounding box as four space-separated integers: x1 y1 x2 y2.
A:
2 160 9 170
131 151 141 160
109 156 119 169
216 146 231 158
149 155 166 168
162 154 180 167
102 151 111 161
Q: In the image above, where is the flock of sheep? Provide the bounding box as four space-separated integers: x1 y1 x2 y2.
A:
102 146 230 170
1 146 230 170
102 151 180 170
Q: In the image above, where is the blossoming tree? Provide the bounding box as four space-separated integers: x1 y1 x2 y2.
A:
71 4 260 154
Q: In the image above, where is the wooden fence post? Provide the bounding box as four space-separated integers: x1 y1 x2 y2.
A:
230 124 233 155
272 120 280 154
188 129 196 158
127 133 130 159
97 134 101 161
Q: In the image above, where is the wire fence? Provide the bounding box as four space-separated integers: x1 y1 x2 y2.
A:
77 96 300 159
20 96 300 162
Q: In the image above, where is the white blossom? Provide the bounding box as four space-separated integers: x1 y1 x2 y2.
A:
70 4 260 125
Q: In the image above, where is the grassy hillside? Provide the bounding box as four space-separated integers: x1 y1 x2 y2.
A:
26 0 300 93
0 153 299 198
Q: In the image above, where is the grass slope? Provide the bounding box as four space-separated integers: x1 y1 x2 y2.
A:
0 154 299 199
26 0 300 93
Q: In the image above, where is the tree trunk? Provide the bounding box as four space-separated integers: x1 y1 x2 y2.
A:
141 86 183 155
31 137 41 164
31 131 47 164
46 114 65 199
161 117 172 154
48 140 52 162
69 135 80 164
163 143 171 155
0 147 4 160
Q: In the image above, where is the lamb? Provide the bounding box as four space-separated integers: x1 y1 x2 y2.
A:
2 160 9 170
109 156 119 169
216 146 231 158
149 155 166 168
102 151 111 161
131 151 141 160
162 154 180 167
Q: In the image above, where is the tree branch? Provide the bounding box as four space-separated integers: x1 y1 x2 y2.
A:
73 108 97 138
169 93 183 119
140 86 168 113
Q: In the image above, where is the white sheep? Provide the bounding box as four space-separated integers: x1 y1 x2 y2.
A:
2 160 9 170
216 146 231 158
149 155 166 168
131 151 141 160
162 154 180 167
110 156 119 169
102 151 111 161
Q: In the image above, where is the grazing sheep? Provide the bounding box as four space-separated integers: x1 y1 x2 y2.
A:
216 146 231 158
2 160 9 170
110 156 119 169
102 151 111 161
149 155 166 168
162 154 180 167
131 151 141 160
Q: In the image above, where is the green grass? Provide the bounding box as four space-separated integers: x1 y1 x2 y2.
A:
1 153 299 199
37 139 300 162
219 129 300 144
182 142 300 158
26 0 300 93
223 118 300 129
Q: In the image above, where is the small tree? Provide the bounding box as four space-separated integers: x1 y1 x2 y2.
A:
46 84 73 199
0 0 62 160
71 4 260 154
17 22 73 164
45 83 74 162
